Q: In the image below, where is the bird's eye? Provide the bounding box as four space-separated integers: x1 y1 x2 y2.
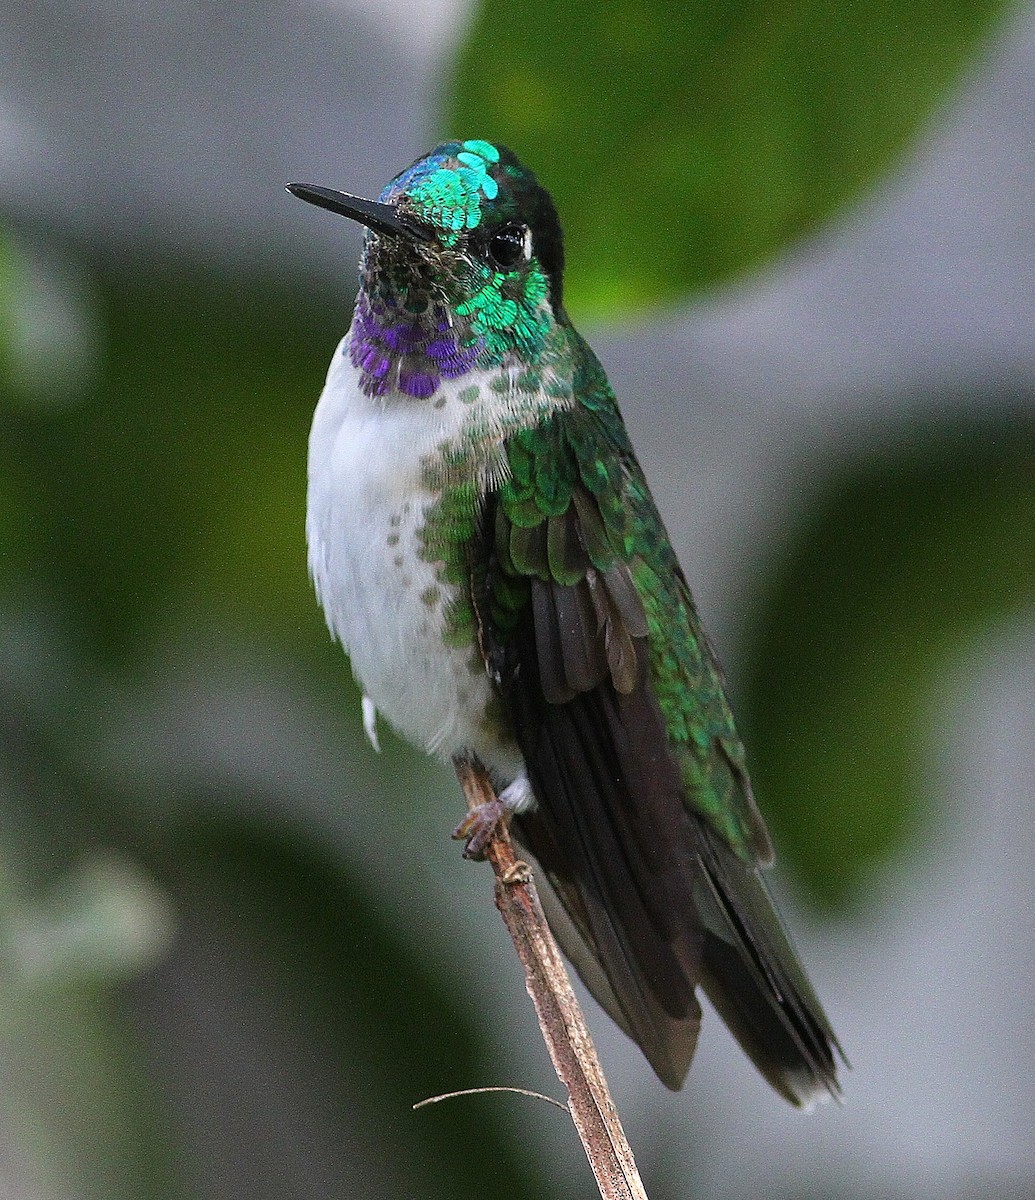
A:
487 223 531 269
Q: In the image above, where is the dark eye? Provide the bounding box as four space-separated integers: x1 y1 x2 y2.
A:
487 223 530 268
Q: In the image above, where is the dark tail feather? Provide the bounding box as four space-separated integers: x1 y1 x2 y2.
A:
514 828 702 1091
693 830 845 1107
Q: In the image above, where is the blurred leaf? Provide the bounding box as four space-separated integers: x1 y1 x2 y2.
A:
0 227 15 376
450 0 1008 315
0 229 14 561
0 229 100 406
4 855 175 986
3 264 339 659
739 415 1035 910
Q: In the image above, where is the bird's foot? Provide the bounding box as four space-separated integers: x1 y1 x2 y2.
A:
453 798 509 861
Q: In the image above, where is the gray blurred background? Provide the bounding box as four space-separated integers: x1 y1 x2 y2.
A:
1 1 1033 1198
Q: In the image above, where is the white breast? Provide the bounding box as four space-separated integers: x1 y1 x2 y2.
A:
306 337 522 776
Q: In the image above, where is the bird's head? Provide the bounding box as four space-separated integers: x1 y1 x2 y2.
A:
288 141 567 379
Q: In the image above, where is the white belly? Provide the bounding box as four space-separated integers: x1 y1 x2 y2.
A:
306 338 522 776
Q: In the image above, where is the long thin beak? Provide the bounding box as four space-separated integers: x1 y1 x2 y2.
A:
286 183 433 242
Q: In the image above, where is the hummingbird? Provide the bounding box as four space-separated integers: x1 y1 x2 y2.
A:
288 140 843 1105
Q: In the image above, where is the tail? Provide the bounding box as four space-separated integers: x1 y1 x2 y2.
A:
693 826 844 1106
508 656 844 1103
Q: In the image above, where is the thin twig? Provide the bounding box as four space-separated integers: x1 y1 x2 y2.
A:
412 1086 568 1113
453 757 649 1200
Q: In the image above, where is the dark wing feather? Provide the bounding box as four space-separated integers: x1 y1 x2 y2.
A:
506 609 704 1089
474 391 843 1102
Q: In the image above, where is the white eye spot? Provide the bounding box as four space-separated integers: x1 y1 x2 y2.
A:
521 225 533 261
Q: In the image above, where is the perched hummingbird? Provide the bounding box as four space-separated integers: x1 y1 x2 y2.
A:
288 140 843 1105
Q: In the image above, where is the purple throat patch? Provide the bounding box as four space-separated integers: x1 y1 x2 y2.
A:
350 293 482 398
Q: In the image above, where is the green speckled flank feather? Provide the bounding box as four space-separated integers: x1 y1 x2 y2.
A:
414 324 578 656
491 331 772 864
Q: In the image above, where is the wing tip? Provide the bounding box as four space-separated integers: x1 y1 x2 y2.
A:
784 1065 845 1112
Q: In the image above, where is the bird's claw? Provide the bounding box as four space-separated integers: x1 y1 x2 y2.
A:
453 798 508 860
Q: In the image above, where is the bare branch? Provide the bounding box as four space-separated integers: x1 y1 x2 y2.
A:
453 757 650 1200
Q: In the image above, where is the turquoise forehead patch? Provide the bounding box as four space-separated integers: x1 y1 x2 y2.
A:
379 140 502 238
459 139 499 164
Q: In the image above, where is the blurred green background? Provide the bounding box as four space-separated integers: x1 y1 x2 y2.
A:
1 2 1033 1198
